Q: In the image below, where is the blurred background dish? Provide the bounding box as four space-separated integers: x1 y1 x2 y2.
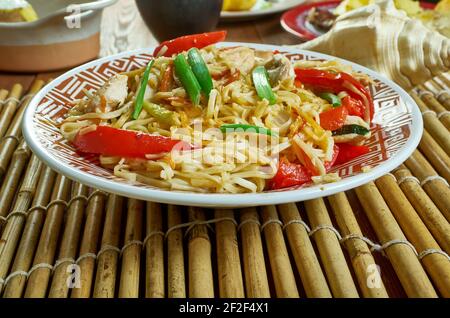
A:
0 0 38 22
221 0 305 21
0 0 118 72
281 0 445 41
135 0 223 42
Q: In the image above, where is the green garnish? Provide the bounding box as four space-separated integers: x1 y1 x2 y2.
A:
220 124 275 136
252 66 276 105
319 92 341 107
174 53 202 105
187 48 213 96
143 101 175 125
332 124 370 136
132 59 154 119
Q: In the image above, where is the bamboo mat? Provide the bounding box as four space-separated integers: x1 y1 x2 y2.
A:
0 73 449 299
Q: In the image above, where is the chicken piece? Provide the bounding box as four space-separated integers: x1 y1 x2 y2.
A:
219 47 255 75
74 74 129 114
255 50 274 65
97 74 129 108
265 54 294 86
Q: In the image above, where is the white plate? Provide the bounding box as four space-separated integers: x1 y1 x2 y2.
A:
23 42 422 208
221 0 305 21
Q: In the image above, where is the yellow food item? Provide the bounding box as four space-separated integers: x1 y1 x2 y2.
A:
334 0 449 37
0 0 38 22
222 0 258 11
435 0 450 12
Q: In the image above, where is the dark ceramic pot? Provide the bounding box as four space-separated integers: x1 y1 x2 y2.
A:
135 0 223 42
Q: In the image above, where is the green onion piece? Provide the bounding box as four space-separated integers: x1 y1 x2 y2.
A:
187 48 213 96
219 124 275 136
132 59 154 120
332 124 370 136
319 92 341 107
252 66 276 105
174 54 202 105
143 101 175 125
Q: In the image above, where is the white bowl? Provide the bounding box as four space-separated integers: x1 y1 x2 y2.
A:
23 42 423 207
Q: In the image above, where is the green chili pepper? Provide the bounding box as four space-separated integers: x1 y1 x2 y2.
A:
319 92 341 107
252 66 276 105
187 48 213 96
332 124 370 136
174 53 202 105
143 101 175 125
220 124 275 136
132 59 154 120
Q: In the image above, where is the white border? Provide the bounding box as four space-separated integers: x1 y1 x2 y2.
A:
221 0 305 21
23 43 423 208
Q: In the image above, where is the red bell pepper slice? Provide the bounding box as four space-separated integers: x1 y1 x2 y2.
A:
294 68 374 122
325 145 339 171
334 143 370 165
153 31 227 57
342 96 364 118
269 145 339 190
319 106 348 131
268 157 312 190
73 126 192 158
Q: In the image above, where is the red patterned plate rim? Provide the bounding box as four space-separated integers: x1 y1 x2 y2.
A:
281 0 437 41
23 42 423 208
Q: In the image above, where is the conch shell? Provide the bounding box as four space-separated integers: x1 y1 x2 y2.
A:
299 0 450 90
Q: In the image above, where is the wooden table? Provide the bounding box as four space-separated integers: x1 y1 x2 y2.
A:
0 0 300 91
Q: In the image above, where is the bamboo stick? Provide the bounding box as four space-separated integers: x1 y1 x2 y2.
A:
145 202 164 298
0 84 22 138
376 175 450 296
412 90 450 144
260 205 299 298
1 167 56 298
214 209 244 298
70 191 107 298
24 175 72 298
405 150 450 220
327 193 389 298
355 182 437 297
0 89 8 102
414 87 450 130
278 203 331 298
167 205 185 298
431 77 450 109
0 143 32 222
48 183 89 298
0 157 44 289
0 81 44 182
187 207 214 298
418 84 450 114
304 199 359 297
392 166 450 253
93 195 124 298
239 208 270 298
418 131 450 181
118 199 144 298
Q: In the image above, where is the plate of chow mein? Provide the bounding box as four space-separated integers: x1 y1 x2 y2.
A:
23 31 422 207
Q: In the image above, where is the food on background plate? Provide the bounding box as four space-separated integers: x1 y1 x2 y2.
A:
307 0 450 37
222 0 274 11
0 0 38 22
61 31 375 194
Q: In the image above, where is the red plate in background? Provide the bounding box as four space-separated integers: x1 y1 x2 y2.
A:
281 0 437 41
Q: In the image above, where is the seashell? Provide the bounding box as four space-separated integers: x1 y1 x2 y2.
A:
298 0 450 90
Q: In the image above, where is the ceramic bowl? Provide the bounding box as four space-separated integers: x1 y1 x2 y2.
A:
0 0 117 72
